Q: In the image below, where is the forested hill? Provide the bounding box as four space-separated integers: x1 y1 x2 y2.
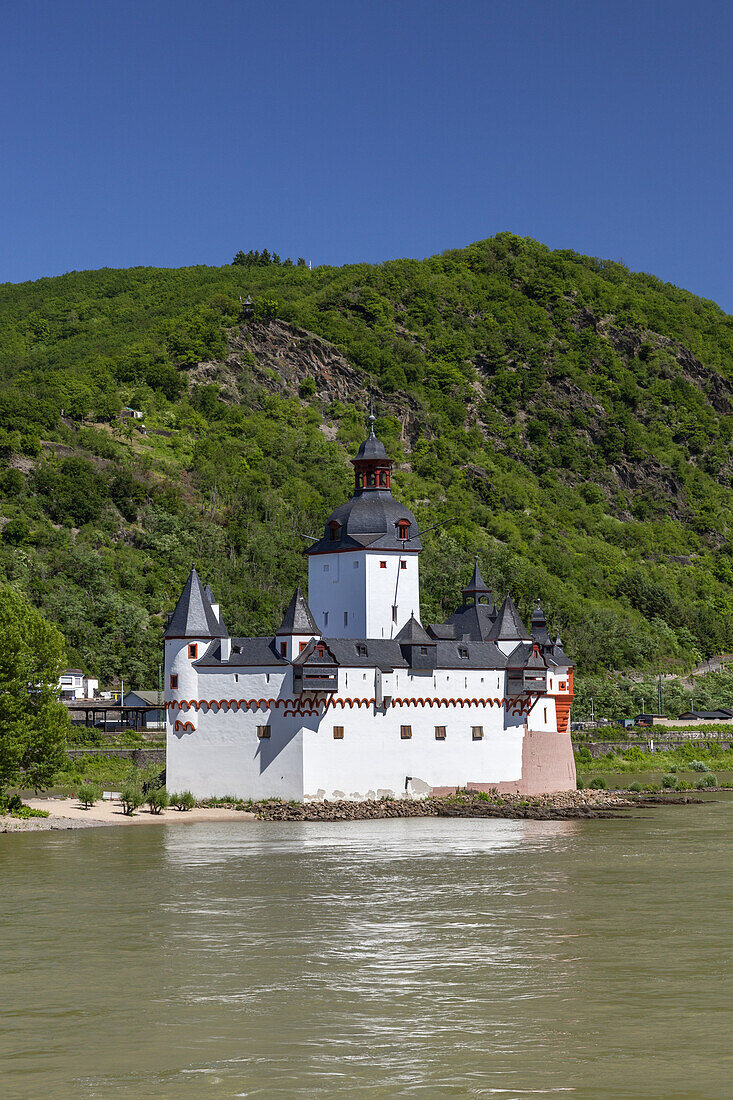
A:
2 233 733 688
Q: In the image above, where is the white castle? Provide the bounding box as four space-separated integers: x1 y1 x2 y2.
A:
164 421 576 800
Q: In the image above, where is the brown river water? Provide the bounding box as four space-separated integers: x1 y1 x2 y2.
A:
1 799 732 1099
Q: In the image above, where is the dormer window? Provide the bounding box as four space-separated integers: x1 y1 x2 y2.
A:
396 519 411 540
328 521 341 542
458 646 468 659
314 644 326 658
356 643 367 657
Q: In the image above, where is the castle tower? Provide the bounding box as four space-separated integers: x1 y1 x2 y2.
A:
163 566 229 704
306 417 421 638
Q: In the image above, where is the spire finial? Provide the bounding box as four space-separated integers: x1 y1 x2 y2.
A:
368 398 375 438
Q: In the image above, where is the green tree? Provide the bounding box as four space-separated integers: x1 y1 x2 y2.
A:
0 586 69 795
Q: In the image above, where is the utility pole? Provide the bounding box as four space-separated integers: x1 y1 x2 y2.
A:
590 697 594 723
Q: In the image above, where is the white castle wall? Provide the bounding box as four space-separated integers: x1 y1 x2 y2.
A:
164 660 563 800
307 549 420 639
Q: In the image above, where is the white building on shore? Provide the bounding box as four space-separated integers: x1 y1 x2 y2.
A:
164 423 575 801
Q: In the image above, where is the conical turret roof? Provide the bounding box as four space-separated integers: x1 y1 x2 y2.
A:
530 599 551 647
462 557 491 598
488 592 531 642
164 565 227 639
395 614 434 645
276 585 319 636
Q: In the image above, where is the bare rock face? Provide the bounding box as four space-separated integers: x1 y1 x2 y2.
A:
189 320 419 440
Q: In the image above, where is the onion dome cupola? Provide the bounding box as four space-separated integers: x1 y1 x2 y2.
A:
305 420 421 555
164 565 228 640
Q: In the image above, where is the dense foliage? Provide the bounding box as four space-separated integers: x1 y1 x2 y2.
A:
2 234 733 693
0 585 68 793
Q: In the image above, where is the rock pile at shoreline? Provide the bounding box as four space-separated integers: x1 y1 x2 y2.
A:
240 790 694 823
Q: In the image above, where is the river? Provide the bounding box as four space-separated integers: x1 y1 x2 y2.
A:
1 799 732 1099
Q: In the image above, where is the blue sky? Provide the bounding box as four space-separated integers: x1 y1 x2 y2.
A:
2 0 732 309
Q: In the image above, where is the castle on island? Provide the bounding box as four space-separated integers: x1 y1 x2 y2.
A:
164 420 575 800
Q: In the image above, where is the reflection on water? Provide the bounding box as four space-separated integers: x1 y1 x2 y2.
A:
2 806 732 1098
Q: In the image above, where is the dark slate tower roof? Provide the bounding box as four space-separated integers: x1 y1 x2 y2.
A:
305 424 421 554
276 585 319 636
488 592 531 642
530 600 551 647
203 582 216 604
395 614 433 645
164 565 228 639
462 557 492 601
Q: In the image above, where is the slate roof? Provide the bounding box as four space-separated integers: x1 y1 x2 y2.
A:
164 566 228 639
442 601 496 642
395 615 434 645
487 593 531 642
352 432 390 462
462 558 492 598
530 601 551 647
276 585 319 635
305 491 421 554
197 637 289 667
428 623 457 640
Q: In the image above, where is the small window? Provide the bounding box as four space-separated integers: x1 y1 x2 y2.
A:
299 641 308 653
257 725 271 739
458 646 468 659
328 521 340 542
333 726 344 739
419 646 428 655
400 560 407 570
356 643 367 657
435 726 446 740
472 726 483 740
323 564 330 573
544 707 548 723
353 560 359 569
169 674 178 689
380 561 387 569
188 643 198 659
280 642 287 656
324 611 329 626
559 681 566 690
234 674 239 682
343 611 348 627
392 605 398 622
400 725 412 739
396 519 410 539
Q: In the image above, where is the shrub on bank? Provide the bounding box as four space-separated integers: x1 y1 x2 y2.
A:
171 791 195 811
699 772 717 787
588 776 607 789
627 782 642 792
119 784 144 815
689 760 710 772
146 788 170 814
77 783 101 808
0 794 50 818
661 774 677 789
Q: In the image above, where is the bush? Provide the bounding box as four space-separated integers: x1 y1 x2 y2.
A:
689 760 710 772
588 776 607 789
627 781 642 792
575 747 593 764
171 790 195 811
661 774 677 789
147 787 170 814
700 772 717 788
78 783 101 808
642 783 660 792
119 784 144 815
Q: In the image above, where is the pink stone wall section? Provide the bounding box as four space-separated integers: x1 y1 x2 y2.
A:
431 730 577 798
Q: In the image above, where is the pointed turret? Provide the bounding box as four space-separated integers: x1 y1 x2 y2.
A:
396 613 436 669
275 585 320 660
530 599 551 648
165 565 227 639
488 591 530 655
276 585 319 636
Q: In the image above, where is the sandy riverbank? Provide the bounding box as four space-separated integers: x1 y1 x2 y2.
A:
1 798 255 832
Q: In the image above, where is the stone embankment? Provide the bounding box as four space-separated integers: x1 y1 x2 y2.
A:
238 790 700 822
